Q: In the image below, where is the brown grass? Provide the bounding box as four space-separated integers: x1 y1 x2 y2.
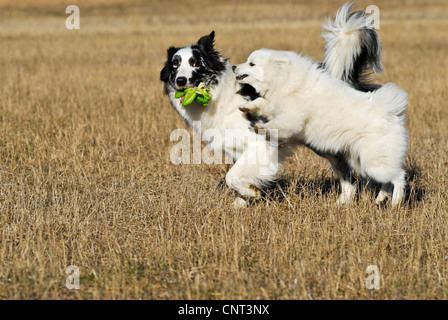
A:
0 0 447 299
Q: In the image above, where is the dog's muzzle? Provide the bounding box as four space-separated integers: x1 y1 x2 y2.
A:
235 74 248 81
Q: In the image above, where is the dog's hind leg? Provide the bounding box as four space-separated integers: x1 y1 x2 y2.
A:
391 173 406 206
375 183 392 204
326 153 357 204
374 171 406 206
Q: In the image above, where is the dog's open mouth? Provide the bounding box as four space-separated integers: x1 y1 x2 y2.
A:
236 74 248 81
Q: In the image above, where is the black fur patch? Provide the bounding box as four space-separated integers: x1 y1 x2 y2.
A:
345 11 383 92
237 83 261 101
244 112 270 127
193 31 226 73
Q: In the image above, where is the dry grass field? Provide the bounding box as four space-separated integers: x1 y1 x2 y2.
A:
0 0 447 300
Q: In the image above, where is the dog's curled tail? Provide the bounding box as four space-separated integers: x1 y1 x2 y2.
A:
321 2 383 90
372 83 408 120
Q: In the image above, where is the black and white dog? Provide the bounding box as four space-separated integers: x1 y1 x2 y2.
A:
160 3 384 206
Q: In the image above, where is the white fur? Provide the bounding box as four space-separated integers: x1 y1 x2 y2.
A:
173 47 195 87
234 48 408 206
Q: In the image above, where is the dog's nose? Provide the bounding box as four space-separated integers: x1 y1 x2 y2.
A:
176 77 187 87
232 66 237 72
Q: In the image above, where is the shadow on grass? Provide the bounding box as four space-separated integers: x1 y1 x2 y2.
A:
404 162 426 206
218 161 426 208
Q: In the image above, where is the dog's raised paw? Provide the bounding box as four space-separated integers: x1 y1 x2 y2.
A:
254 125 268 136
239 105 256 113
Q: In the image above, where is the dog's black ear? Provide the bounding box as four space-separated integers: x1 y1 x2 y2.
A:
167 46 178 60
160 46 178 82
197 31 215 53
160 64 170 82
197 31 226 73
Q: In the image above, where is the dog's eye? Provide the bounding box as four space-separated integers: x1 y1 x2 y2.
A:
172 61 179 68
249 62 255 67
193 61 200 68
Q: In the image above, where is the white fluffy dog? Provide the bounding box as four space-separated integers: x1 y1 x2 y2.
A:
234 48 408 206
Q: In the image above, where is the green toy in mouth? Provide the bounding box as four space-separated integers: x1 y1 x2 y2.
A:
175 82 211 106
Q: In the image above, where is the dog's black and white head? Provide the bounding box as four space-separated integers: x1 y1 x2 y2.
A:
160 31 228 94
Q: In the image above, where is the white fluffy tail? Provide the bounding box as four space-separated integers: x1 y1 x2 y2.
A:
321 2 383 86
372 83 408 119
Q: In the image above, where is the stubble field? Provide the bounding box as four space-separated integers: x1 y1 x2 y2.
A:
0 0 447 299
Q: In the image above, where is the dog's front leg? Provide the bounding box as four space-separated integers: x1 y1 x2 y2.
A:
225 159 262 199
225 139 280 206
238 97 268 113
255 116 304 141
